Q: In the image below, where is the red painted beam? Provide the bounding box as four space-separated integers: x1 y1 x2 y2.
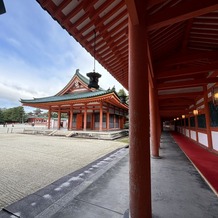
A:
157 62 218 79
148 0 218 31
158 77 218 90
158 91 204 99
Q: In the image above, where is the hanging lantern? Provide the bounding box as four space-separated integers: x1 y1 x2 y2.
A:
182 115 185 119
87 30 101 89
87 71 101 89
193 109 198 116
212 86 218 106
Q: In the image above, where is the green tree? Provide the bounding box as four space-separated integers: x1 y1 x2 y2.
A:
3 108 12 122
61 113 68 118
117 88 127 97
33 108 42 116
0 109 4 124
52 112 58 118
28 112 34 116
1 106 25 123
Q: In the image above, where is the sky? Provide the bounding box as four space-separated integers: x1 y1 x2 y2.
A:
0 0 126 112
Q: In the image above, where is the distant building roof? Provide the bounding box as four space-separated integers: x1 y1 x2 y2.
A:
20 69 128 110
21 89 114 104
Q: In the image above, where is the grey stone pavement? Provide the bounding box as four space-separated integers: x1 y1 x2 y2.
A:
0 130 218 217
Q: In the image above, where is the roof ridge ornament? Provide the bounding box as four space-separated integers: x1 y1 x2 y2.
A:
87 30 101 89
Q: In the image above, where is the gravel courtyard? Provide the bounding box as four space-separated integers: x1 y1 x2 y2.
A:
0 133 127 209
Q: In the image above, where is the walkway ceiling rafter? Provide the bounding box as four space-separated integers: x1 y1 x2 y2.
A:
37 0 218 119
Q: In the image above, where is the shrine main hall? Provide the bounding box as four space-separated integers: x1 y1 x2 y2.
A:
21 70 128 131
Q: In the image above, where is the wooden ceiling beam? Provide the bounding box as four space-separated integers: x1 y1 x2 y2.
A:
101 41 128 64
160 100 195 106
191 23 218 31
84 3 127 43
156 51 218 68
147 0 169 9
76 0 116 35
160 106 191 111
82 19 127 54
152 34 181 56
152 40 179 61
148 0 218 31
97 30 127 54
190 31 218 38
125 0 147 25
65 0 98 30
160 111 188 119
152 27 183 50
188 42 218 50
158 91 203 99
157 62 218 79
62 1 88 26
190 38 218 45
150 22 184 45
39 0 51 8
181 19 194 51
53 0 72 16
158 77 218 90
157 73 209 83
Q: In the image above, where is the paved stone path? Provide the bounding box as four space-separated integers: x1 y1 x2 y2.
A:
0 133 127 209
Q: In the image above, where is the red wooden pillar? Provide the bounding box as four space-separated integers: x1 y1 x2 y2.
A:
58 106 61 130
203 86 213 149
129 16 151 218
99 102 103 131
188 116 191 137
69 105 73 130
107 104 110 130
67 112 70 130
158 118 162 144
84 104 87 131
149 82 160 158
194 105 199 142
113 107 116 128
92 108 95 130
48 107 51 129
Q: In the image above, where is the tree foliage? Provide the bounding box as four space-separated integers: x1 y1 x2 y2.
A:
0 106 26 123
117 88 127 97
33 108 43 115
0 109 4 124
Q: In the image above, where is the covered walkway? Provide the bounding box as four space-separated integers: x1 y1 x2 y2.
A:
0 131 217 218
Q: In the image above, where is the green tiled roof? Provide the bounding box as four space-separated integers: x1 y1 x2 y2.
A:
55 69 104 96
21 90 113 104
75 69 89 85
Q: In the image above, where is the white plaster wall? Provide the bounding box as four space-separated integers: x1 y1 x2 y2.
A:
186 129 189 137
212 131 218 151
182 128 185 135
197 132 208 147
190 130 197 141
51 120 55 128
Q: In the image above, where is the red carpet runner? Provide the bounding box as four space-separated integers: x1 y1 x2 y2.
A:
171 132 218 195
